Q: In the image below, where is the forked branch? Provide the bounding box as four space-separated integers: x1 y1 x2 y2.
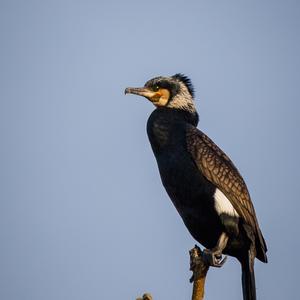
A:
136 244 211 300
189 245 210 300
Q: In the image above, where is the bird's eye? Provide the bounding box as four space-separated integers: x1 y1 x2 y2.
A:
153 85 160 91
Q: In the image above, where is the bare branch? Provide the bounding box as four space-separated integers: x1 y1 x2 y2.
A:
136 245 210 300
189 245 210 300
136 293 153 300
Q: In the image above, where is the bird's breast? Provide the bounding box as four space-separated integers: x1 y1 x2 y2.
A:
155 149 215 209
155 149 222 246
146 109 188 155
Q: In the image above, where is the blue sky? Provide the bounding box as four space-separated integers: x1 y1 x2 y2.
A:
0 1 299 299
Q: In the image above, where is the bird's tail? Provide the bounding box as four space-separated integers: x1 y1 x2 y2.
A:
241 253 256 300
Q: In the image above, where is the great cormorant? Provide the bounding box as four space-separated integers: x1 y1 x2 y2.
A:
125 74 267 300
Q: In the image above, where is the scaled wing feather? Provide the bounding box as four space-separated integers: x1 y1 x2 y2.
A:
186 125 258 231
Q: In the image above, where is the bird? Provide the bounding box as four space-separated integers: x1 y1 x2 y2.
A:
125 74 267 300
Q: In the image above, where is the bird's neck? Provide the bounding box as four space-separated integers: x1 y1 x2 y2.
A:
153 107 199 126
147 107 199 154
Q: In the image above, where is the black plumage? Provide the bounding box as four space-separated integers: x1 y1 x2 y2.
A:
125 74 267 300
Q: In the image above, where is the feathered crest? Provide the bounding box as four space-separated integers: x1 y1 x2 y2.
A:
172 73 195 98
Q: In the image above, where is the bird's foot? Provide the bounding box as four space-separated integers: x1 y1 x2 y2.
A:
202 248 227 268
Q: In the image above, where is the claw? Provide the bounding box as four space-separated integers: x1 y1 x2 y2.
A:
203 249 227 268
216 255 227 267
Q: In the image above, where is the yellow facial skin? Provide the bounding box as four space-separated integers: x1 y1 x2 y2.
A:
125 87 170 107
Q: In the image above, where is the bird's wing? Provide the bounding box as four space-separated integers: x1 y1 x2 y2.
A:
186 125 259 231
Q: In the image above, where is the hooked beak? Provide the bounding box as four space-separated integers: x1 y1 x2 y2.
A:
124 87 157 99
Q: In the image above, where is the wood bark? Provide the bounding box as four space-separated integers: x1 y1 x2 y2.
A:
136 245 210 300
189 245 209 300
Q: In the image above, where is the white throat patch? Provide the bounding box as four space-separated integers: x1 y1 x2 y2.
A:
167 82 196 113
214 188 239 217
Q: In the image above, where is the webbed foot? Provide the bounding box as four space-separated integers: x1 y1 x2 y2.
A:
202 248 227 268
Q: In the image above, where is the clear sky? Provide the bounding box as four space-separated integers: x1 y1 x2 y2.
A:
0 1 299 299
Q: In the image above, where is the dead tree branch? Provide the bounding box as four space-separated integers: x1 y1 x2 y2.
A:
189 245 210 300
136 293 152 300
136 245 210 300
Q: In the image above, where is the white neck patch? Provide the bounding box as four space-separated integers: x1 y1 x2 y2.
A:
167 82 196 113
